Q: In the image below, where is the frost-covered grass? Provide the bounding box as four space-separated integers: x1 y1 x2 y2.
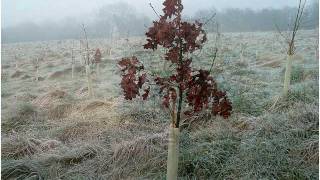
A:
1 30 318 179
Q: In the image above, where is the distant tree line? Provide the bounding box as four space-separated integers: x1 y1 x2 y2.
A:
192 0 318 32
2 2 150 43
2 1 318 43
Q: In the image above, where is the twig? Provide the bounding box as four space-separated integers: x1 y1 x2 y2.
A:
81 24 90 65
203 12 216 26
208 23 221 74
149 3 160 18
208 47 218 73
275 23 290 43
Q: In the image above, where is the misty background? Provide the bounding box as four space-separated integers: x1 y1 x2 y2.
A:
2 0 319 43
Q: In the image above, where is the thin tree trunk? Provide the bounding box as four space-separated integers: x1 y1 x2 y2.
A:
283 55 293 96
72 64 75 79
240 51 244 62
80 54 84 66
167 114 179 180
96 63 100 77
35 67 39 81
255 50 259 67
86 65 93 97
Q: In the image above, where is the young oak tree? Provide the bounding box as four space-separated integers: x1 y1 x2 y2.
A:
117 0 232 179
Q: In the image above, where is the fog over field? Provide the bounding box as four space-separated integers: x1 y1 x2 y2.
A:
1 0 298 27
1 0 319 179
2 0 319 43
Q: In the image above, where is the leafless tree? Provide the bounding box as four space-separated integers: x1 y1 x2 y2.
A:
81 24 94 98
276 0 307 96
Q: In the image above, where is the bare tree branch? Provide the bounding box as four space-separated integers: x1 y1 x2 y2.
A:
203 12 216 26
149 3 160 18
81 24 90 65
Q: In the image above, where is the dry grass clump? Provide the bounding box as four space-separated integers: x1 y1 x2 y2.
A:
104 132 168 178
287 103 318 130
1 144 99 179
48 66 83 80
230 114 259 132
58 145 98 166
15 92 37 102
287 103 319 165
300 136 319 165
10 70 25 78
48 103 73 120
255 53 284 67
2 135 61 158
2 102 39 133
81 100 112 112
75 87 89 98
180 111 224 131
56 122 103 143
2 64 11 69
2 136 41 158
48 70 67 79
32 89 69 109
267 80 318 113
68 100 115 118
21 74 31 80
118 109 156 123
1 160 45 180
304 68 318 81
117 121 161 136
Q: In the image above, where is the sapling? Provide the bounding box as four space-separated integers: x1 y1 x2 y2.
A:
240 42 248 64
81 24 94 98
32 58 40 82
79 40 85 66
278 0 306 96
117 0 232 179
13 55 21 70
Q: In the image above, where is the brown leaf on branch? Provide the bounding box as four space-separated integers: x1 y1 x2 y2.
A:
118 0 232 125
118 56 149 100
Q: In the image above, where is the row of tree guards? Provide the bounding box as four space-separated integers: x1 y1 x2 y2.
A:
29 34 109 99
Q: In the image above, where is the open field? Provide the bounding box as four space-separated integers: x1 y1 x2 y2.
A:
1 29 319 179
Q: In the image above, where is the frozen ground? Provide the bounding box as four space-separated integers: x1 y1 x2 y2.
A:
1 30 318 179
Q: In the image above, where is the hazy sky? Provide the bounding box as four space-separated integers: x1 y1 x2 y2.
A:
2 0 297 28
